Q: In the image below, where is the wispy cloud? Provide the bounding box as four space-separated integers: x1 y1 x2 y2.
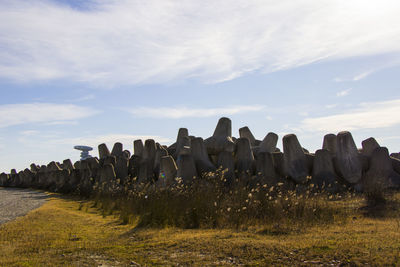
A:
126 105 265 119
334 70 375 82
325 104 338 109
1 0 400 86
336 88 351 97
72 94 96 102
300 99 400 132
0 103 99 127
352 70 374 81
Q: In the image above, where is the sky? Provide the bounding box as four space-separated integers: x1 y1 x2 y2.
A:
1 0 400 172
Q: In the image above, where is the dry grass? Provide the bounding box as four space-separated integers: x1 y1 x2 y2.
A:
1 192 400 266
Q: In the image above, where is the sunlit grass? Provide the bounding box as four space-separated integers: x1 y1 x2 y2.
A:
0 193 400 265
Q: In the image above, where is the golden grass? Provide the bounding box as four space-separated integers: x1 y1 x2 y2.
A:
1 194 400 266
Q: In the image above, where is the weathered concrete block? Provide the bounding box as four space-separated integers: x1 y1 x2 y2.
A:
392 156 400 174
99 163 116 184
47 161 62 172
272 152 285 177
123 150 131 159
98 143 111 159
53 169 70 192
311 149 338 190
111 142 123 157
235 137 255 175
137 160 151 184
103 155 116 168
282 134 308 183
361 137 380 157
128 155 141 178
157 155 178 188
62 159 74 171
191 137 216 175
30 163 39 173
115 156 129 183
363 147 400 191
259 132 278 153
239 126 256 147
0 173 9 187
322 134 337 155
20 168 35 188
217 151 235 186
173 128 190 158
134 139 144 157
256 152 279 185
141 139 157 182
177 154 197 184
154 146 168 180
390 152 400 160
205 117 235 155
335 131 362 184
174 136 191 159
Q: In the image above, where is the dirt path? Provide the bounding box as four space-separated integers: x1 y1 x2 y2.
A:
0 187 48 225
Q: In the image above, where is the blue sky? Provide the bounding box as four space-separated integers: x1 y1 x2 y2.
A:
1 0 400 172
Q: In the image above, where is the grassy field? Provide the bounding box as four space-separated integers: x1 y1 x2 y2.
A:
0 193 400 266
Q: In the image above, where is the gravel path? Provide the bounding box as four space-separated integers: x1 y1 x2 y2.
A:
0 187 48 225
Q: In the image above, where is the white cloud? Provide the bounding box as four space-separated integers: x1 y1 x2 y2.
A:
352 70 374 81
336 88 351 97
325 104 338 109
0 103 99 127
1 0 400 86
19 130 40 136
72 94 96 102
127 105 265 119
300 99 400 132
334 70 375 82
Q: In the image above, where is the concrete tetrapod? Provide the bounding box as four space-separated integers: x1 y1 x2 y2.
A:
154 146 168 180
103 155 116 168
282 134 308 183
62 159 74 171
191 137 216 175
176 153 198 184
133 140 144 157
335 131 362 184
0 173 9 187
256 152 279 185
322 134 337 156
111 142 123 157
128 155 141 179
363 147 400 192
157 155 178 188
311 149 338 191
98 143 111 159
98 163 117 193
115 156 129 183
142 139 157 182
239 126 257 147
361 137 380 157
173 128 190 159
205 117 235 155
235 137 255 176
390 153 400 160
272 152 285 178
217 151 235 186
30 163 39 173
259 132 278 153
